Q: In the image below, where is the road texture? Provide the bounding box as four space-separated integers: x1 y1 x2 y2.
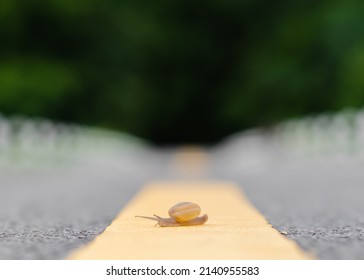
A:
1 142 364 259
211 130 364 260
0 166 142 259
215 158 364 259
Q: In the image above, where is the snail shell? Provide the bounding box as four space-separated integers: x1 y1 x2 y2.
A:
168 202 201 223
136 201 208 227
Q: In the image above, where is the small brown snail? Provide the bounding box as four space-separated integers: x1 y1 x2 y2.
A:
135 202 208 227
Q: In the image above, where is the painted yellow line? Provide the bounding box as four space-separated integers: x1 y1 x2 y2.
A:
170 146 210 177
69 181 312 259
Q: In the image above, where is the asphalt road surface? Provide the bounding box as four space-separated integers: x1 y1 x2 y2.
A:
214 158 364 259
212 131 364 260
1 142 364 259
0 166 141 259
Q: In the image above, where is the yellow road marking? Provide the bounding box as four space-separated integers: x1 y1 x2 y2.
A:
69 181 312 259
170 147 210 177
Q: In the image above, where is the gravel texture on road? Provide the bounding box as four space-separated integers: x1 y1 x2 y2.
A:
1 145 364 260
214 157 364 259
0 166 141 259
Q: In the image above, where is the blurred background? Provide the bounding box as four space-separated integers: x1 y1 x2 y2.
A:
1 0 364 260
1 0 364 144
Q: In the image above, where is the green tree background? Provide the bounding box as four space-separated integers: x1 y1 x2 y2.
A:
1 0 364 144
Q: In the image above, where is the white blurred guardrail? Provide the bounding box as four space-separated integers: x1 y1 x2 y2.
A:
1 108 363 174
0 114 150 172
213 108 364 175
275 108 362 158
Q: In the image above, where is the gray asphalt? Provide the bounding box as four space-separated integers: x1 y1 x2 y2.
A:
0 166 141 259
1 144 364 259
212 151 364 259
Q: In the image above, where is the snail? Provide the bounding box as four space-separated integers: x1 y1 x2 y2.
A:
135 202 208 227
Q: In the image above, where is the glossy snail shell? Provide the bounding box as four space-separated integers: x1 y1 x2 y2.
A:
168 202 201 223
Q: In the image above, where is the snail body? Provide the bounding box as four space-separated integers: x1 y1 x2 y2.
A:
136 202 208 227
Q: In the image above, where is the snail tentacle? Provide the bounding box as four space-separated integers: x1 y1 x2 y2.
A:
135 215 158 222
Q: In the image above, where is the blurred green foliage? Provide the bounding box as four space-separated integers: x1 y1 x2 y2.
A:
1 0 364 144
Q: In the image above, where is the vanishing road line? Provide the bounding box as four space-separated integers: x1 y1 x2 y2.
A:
68 181 312 259
170 146 210 177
